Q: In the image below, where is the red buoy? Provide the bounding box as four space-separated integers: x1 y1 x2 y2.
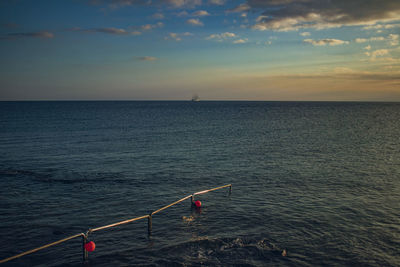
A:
195 200 202 208
84 241 96 252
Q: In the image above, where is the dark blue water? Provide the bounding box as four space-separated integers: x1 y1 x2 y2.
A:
1 101 399 266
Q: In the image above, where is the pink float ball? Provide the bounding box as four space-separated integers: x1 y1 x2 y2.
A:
84 241 96 252
195 200 202 208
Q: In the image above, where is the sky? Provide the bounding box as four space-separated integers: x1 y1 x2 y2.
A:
0 0 399 101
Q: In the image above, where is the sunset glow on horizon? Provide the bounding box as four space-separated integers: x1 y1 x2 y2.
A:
1 0 399 101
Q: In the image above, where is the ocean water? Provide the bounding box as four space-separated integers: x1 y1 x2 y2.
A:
0 101 399 266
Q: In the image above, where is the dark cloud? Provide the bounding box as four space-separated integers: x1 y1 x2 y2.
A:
68 27 141 35
242 0 400 31
226 3 250 13
0 31 54 40
135 56 158 61
274 71 400 82
1 23 19 29
208 0 225 5
88 0 143 7
67 24 163 36
88 0 202 8
90 27 130 34
303 38 349 46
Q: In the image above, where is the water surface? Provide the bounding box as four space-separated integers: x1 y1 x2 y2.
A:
1 101 399 266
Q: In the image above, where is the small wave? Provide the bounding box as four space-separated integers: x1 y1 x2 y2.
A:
95 236 288 266
0 168 128 185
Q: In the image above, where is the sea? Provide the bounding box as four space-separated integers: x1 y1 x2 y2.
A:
0 101 399 266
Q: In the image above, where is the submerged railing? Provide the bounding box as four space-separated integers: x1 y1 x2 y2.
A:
0 184 232 264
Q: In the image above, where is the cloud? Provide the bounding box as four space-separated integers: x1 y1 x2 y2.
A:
88 0 137 9
171 32 181 39
333 67 355 74
205 34 218 40
372 49 389 57
256 15 268 22
364 45 371 50
304 38 349 46
192 10 210 16
336 70 400 81
141 22 164 31
176 11 189 17
1 31 54 40
89 0 202 9
210 32 236 38
206 32 236 41
152 13 165 19
206 32 248 44
233 38 248 44
93 27 130 34
300 32 310 36
247 0 400 31
252 16 313 31
66 27 82 32
270 70 400 83
221 32 236 38
355 35 397 45
1 23 19 29
226 3 250 13
69 27 142 35
165 32 193 41
208 0 225 5
355 38 368 43
135 56 158 61
87 27 142 35
165 0 202 8
388 34 399 46
363 23 400 30
186 18 204 26
365 49 390 61
370 36 385 41
166 32 181 41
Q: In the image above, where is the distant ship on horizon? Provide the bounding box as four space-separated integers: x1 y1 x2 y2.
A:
191 94 200 102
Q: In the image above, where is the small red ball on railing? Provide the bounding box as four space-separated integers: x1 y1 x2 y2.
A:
195 200 202 208
84 241 96 252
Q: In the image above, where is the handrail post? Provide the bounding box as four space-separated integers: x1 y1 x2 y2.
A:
82 234 88 262
191 194 194 205
148 214 152 236
229 184 232 195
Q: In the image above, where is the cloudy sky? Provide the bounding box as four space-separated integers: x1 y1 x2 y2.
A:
0 0 399 100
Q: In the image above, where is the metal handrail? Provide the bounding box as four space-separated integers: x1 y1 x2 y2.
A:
0 184 232 264
0 233 85 264
193 184 232 196
151 195 192 215
89 214 150 233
